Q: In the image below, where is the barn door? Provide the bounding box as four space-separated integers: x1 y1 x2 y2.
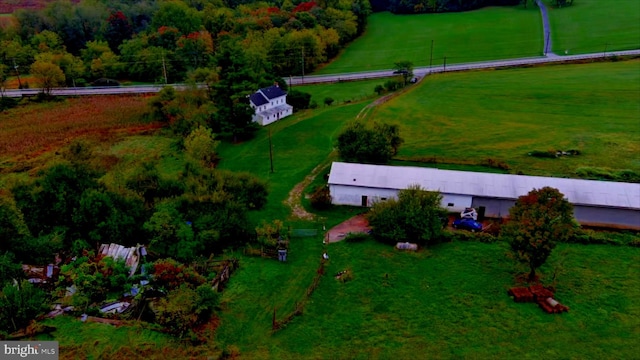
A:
361 196 368 207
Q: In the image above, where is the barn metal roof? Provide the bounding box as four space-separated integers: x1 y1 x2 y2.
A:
328 162 640 210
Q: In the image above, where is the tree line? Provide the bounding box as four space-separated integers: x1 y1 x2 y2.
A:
0 0 371 88
368 0 520 14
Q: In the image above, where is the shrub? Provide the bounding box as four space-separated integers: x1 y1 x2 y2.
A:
150 259 206 291
367 185 446 246
575 167 640 182
445 230 497 243
0 281 49 333
483 158 510 170
344 232 369 243
309 186 332 210
384 80 402 91
287 90 312 111
152 283 218 339
57 255 133 309
0 97 18 111
567 229 640 246
528 150 557 158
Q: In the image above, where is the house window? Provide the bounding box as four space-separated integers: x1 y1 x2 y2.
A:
381 198 387 201
447 203 454 207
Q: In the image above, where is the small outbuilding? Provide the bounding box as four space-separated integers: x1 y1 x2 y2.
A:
327 162 640 230
249 84 293 126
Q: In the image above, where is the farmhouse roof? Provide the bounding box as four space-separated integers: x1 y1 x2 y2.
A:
250 92 268 106
327 162 640 210
259 85 287 99
249 85 286 106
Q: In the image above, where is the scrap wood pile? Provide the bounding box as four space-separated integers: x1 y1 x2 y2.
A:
508 284 569 314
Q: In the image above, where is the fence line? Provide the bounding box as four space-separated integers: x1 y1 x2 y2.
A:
272 258 326 332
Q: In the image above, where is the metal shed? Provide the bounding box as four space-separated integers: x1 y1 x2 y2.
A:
328 162 640 229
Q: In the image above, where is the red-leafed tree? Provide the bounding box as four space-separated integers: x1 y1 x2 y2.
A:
502 187 577 281
293 1 317 13
105 11 133 53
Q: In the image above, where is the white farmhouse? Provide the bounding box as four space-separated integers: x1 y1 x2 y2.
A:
249 84 293 126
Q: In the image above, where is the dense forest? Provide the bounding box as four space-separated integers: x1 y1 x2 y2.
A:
0 0 371 86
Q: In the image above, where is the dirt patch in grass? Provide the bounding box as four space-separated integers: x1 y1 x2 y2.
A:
285 161 331 220
326 214 370 243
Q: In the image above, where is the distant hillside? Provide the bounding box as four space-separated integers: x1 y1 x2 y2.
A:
0 0 79 14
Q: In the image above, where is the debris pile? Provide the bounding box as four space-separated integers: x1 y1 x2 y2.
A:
508 285 569 314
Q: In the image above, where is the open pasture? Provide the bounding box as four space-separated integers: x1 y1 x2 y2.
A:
316 7 542 74
547 0 640 55
368 59 640 177
217 239 640 358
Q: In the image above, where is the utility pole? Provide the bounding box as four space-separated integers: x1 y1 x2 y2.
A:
162 52 168 84
443 56 447 72
13 59 22 89
429 39 434 69
268 128 274 173
301 46 305 83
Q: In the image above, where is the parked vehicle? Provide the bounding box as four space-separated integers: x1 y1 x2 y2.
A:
452 218 483 232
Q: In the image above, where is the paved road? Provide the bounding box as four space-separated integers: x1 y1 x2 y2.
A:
291 49 640 85
3 50 639 98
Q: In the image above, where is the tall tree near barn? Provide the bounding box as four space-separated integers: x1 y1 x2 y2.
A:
501 187 577 281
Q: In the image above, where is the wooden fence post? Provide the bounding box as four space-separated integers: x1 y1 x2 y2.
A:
272 307 277 330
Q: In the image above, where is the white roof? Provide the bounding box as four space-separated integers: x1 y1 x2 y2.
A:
328 162 640 210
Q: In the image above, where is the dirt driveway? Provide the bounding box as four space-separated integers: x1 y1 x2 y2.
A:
326 214 371 243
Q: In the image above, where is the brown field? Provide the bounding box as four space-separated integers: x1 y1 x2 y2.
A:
0 95 162 172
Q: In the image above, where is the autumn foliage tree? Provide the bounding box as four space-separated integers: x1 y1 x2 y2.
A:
30 60 65 95
501 187 577 281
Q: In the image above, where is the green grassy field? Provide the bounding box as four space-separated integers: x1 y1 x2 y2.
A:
316 7 542 74
547 0 640 55
213 61 640 357
2 59 638 358
368 59 640 177
216 101 369 222
294 79 382 105
217 238 640 358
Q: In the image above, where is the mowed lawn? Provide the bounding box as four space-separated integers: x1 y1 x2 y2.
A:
216 102 369 221
369 59 640 176
316 7 542 74
220 239 640 359
547 0 640 55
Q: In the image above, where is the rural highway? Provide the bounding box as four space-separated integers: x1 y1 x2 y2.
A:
3 49 640 98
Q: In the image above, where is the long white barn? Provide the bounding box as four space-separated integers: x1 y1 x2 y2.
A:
328 162 640 230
